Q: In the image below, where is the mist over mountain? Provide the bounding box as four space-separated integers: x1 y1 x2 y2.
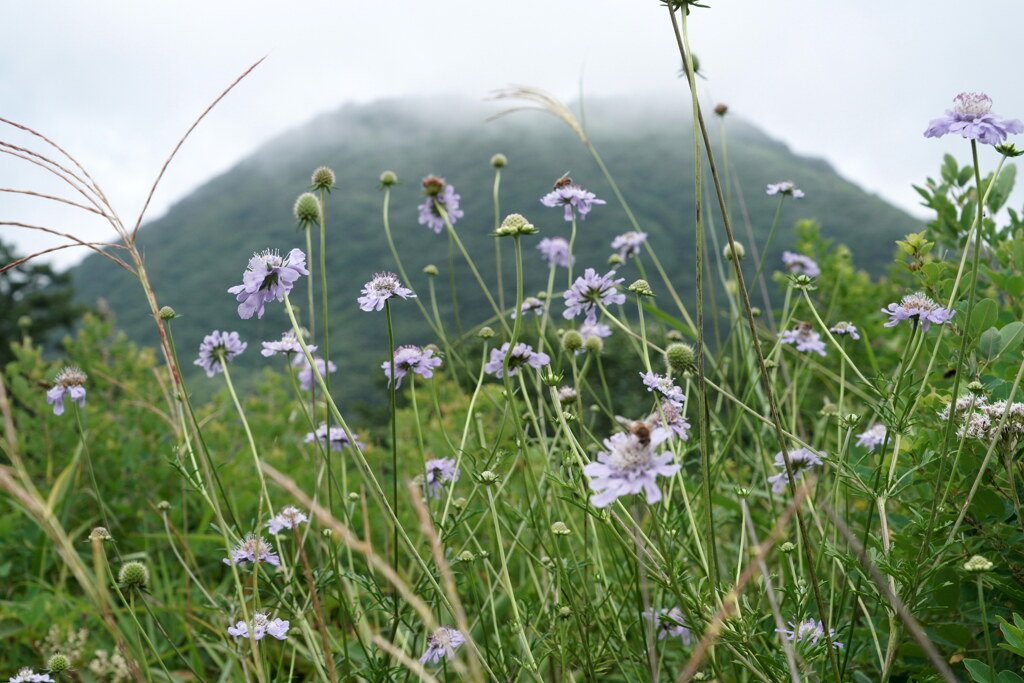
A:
70 95 921 405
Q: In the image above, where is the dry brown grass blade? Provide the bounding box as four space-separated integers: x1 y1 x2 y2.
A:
1 221 132 272
0 116 106 198
0 139 111 217
1 187 110 216
131 56 266 241
488 85 587 143
0 242 129 274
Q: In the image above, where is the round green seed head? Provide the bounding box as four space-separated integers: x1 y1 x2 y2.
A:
47 654 71 673
722 242 745 260
158 306 177 320
584 335 603 354
562 331 583 353
311 166 336 190
665 342 696 375
490 153 508 168
294 192 320 224
423 264 439 276
118 561 149 592
379 170 398 186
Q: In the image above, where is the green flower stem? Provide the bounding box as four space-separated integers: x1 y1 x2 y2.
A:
641 242 697 336
596 302 665 355
384 299 401 633
72 406 119 560
294 525 338 683
447 230 465 340
220 360 274 520
566 212 578 288
977 574 995 672
493 165 505 313
799 289 874 389
304 224 315 340
747 197 786 325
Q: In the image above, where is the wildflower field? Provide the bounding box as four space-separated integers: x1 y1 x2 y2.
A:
5 4 1024 682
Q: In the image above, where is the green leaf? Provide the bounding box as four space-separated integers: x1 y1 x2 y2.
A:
1000 322 1024 357
997 671 1024 683
964 658 995 683
970 298 1000 337
986 163 1017 214
978 327 1002 361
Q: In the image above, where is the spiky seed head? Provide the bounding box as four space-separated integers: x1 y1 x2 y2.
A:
118 561 149 592
723 242 745 260
584 335 603 355
665 342 696 375
47 654 71 673
628 279 654 297
311 166 336 191
294 192 320 225
562 330 583 353
158 306 177 320
967 381 985 395
490 153 508 168
477 326 494 339
379 170 398 186
779 542 796 554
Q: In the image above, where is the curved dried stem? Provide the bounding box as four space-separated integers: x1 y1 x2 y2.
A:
1 221 131 272
131 56 266 241
0 116 107 200
1 187 111 217
0 242 129 274
0 144 113 221
488 85 587 143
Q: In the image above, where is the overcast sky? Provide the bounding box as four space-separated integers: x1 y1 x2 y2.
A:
3 1 1023 269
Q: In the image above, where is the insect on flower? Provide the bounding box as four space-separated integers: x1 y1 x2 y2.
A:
615 414 656 448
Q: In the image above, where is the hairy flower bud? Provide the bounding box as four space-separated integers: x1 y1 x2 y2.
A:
158 306 177 320
423 264 439 276
964 555 993 572
665 342 696 375
311 166 336 191
722 242 745 260
294 192 320 225
562 330 583 353
47 654 71 673
379 170 398 187
495 213 538 237
490 153 508 168
118 561 150 592
477 326 494 339
627 279 654 297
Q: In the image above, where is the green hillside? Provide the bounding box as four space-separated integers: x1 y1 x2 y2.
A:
70 96 921 406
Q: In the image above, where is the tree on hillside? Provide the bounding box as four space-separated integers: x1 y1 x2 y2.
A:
0 240 84 365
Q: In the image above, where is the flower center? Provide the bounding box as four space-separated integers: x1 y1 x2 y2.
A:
608 435 653 471
953 92 992 117
900 292 938 312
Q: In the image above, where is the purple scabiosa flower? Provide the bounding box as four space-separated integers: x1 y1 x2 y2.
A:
855 423 887 451
228 248 309 320
611 231 648 259
358 272 416 312
305 423 363 451
266 505 309 534
640 371 686 407
777 618 843 649
828 321 860 340
418 176 463 234
924 93 1024 146
766 181 805 198
261 331 316 358
383 345 443 388
227 612 290 641
767 447 825 494
484 342 550 378
563 268 626 324
292 354 337 392
781 251 820 278
653 400 691 441
512 297 545 319
420 626 465 665
195 331 247 378
644 607 692 644
540 176 606 221
881 292 954 331
583 428 680 507
224 535 280 567
423 458 459 498
779 322 827 357
45 366 87 416
7 669 55 683
537 237 574 268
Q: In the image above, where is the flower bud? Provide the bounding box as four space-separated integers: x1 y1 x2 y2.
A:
551 521 571 535
665 342 696 375
158 306 177 320
584 335 603 355
90 527 112 542
311 166 336 191
495 213 538 237
379 170 398 187
779 542 796 554
477 326 494 339
562 331 583 353
423 264 439 276
557 386 577 405
294 192 320 225
627 279 654 297
967 381 985 395
714 103 729 117
422 175 445 197
490 153 508 168
47 654 71 673
453 497 468 510
558 605 573 619
722 242 745 261
964 555 994 573
456 550 476 563
478 470 499 485
157 500 171 511
608 253 623 266
118 561 149 592
17 315 31 329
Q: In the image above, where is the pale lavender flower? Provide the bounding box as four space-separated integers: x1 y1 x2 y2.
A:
227 612 290 641
781 251 820 277
224 535 280 566
228 248 309 320
484 342 550 378
420 626 465 665
383 345 443 388
767 447 824 494
563 268 625 324
653 400 691 441
779 322 827 357
777 618 843 649
423 458 459 498
261 331 316 357
766 181 805 198
512 297 545 319
611 231 648 259
583 429 680 507
540 178 606 221
45 366 87 416
829 321 860 340
644 607 692 644
640 371 685 407
537 237 574 268
358 272 416 312
266 505 309 534
293 354 337 391
418 177 464 234
195 331 247 378
305 423 363 451
882 292 954 331
8 669 55 683
855 423 887 451
924 92 1024 146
